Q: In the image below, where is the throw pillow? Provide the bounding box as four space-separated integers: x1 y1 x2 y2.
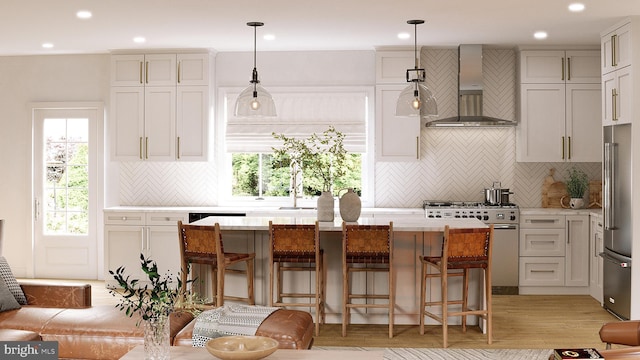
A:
0 256 27 305
0 275 21 312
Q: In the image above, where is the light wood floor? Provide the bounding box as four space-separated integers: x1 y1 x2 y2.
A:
39 279 619 350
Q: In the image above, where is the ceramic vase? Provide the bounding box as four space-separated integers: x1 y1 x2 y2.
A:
339 188 361 222
317 191 335 222
144 316 170 360
569 198 585 209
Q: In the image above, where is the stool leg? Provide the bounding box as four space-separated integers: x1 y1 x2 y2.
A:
342 266 349 337
419 259 426 335
269 261 275 307
246 258 255 305
442 266 448 348
388 264 394 339
485 267 493 344
211 265 218 306
462 268 469 333
217 265 225 307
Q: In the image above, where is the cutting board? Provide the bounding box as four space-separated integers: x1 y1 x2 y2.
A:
542 168 569 208
589 180 602 208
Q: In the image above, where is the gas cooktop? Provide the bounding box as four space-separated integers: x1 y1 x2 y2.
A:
423 200 518 209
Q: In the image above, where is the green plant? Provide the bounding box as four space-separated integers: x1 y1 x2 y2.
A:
272 126 347 193
566 167 589 198
109 254 201 324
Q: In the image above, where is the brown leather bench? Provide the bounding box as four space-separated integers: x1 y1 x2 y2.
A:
0 329 41 341
174 308 315 350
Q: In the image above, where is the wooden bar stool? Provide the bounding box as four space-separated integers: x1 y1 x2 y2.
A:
419 225 494 347
177 221 255 307
341 221 394 338
268 221 325 336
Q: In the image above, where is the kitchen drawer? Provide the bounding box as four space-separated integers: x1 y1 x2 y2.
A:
145 212 188 226
519 257 565 286
104 212 145 226
520 214 565 228
520 228 566 256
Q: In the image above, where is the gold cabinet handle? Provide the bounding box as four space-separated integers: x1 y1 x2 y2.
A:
139 137 143 159
568 136 571 160
612 34 618 67
561 136 565 160
139 62 143 84
145 61 149 84
561 57 565 81
145 137 149 159
177 137 181 160
567 57 571 81
612 88 618 121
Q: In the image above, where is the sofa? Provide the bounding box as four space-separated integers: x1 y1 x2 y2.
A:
0 282 314 360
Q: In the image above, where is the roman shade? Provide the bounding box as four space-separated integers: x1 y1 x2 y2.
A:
225 87 371 153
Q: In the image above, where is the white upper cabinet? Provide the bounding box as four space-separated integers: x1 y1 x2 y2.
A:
110 52 210 161
601 20 633 126
375 50 415 84
517 50 601 162
520 50 601 84
602 22 632 75
375 85 420 162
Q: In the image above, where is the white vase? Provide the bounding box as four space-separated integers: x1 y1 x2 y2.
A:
339 188 361 222
569 198 585 209
317 191 335 222
144 316 170 360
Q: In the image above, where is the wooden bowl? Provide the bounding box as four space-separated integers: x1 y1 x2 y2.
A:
205 336 278 360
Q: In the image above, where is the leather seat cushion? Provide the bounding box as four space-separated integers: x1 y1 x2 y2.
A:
0 307 65 332
0 329 41 341
40 305 194 360
174 309 314 350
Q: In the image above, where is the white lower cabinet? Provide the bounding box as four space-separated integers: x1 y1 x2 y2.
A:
519 212 589 294
590 213 604 304
104 211 186 288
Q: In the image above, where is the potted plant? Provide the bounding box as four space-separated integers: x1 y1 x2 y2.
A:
565 166 589 209
110 254 200 360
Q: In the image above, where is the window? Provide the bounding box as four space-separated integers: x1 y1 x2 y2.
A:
221 86 373 206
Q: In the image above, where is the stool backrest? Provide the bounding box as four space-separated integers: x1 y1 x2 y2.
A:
342 222 393 261
269 221 319 256
443 225 493 267
178 221 224 262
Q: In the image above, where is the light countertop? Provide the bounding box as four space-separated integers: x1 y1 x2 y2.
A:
521 207 602 217
191 215 486 232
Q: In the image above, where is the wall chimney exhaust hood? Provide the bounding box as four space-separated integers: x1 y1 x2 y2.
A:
425 44 516 127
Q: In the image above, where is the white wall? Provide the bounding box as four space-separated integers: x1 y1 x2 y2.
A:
0 54 109 276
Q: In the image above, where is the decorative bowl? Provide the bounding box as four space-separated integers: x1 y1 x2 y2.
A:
205 336 279 360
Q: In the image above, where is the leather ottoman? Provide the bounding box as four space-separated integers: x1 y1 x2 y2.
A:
39 305 194 360
174 309 314 350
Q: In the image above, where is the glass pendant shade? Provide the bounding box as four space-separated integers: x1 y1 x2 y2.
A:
396 83 438 117
234 83 277 117
234 21 276 117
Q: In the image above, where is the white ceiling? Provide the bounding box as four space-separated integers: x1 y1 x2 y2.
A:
2 0 640 56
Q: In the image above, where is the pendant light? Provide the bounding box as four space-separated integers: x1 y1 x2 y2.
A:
395 19 437 118
234 22 277 117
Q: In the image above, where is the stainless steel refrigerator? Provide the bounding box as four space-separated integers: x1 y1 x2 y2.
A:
602 123 632 320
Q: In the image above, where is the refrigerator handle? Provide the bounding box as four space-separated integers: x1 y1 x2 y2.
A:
604 142 616 230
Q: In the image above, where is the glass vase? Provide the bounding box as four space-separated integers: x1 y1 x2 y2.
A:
144 316 170 360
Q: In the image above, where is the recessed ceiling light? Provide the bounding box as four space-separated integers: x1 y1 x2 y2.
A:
568 3 585 12
398 32 410 40
263 34 275 41
42 43 54 49
76 10 92 19
133 37 146 43
534 31 548 40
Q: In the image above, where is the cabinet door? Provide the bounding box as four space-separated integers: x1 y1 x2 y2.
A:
146 226 182 283
565 84 601 162
111 55 144 86
144 54 176 86
520 51 565 83
375 85 420 161
144 86 176 161
111 87 145 160
602 72 617 126
565 51 601 84
104 225 145 288
602 23 632 75
590 215 604 303
177 86 209 161
177 53 210 86
565 215 589 287
517 84 565 162
616 67 632 125
375 51 414 84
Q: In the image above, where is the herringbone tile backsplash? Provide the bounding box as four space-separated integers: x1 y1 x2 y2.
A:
118 48 602 208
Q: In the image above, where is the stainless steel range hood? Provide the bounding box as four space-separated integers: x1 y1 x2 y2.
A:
426 44 516 127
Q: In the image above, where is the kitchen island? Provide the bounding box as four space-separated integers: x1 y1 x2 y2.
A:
189 215 487 326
